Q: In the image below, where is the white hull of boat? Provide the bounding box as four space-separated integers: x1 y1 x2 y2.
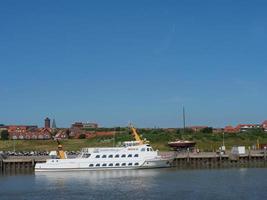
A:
35 159 172 172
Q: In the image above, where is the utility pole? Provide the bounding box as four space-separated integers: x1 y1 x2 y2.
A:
223 132 225 147
13 139 16 152
183 106 186 134
113 127 116 147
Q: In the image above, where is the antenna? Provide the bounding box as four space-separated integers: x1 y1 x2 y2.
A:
183 106 186 134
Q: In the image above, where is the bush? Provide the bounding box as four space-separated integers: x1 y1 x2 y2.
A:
0 130 9 140
201 127 213 134
79 134 86 139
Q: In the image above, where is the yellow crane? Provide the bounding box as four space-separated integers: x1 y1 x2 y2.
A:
56 140 66 159
129 124 148 144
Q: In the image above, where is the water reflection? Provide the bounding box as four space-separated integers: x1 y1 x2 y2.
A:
35 169 160 181
1 168 267 200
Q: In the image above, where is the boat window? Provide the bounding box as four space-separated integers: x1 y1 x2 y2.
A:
127 154 132 158
108 155 113 158
122 163 126 166
135 163 139 166
96 164 100 167
83 154 91 158
121 154 126 158
89 164 94 167
115 163 120 166
141 148 145 152
109 163 113 167
102 155 107 158
147 148 150 151
128 163 133 166
102 163 107 167
115 154 119 158
95 155 100 158
134 154 139 157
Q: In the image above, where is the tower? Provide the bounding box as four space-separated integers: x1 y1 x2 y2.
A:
45 117 51 128
52 119 57 129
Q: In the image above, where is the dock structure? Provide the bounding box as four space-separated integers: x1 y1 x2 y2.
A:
171 152 267 169
0 156 47 173
1 152 267 172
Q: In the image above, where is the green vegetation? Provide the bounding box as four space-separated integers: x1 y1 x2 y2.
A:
78 134 86 139
0 130 9 140
0 128 267 152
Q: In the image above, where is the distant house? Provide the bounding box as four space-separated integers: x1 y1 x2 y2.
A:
262 120 267 132
71 122 98 129
7 125 38 134
54 129 68 140
224 124 262 133
212 128 224 133
236 124 261 132
9 128 52 140
0 126 8 132
224 126 238 133
187 126 208 132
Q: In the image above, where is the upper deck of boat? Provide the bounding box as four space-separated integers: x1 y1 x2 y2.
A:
81 141 152 154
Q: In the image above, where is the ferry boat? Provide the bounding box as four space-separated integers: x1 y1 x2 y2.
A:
35 126 174 172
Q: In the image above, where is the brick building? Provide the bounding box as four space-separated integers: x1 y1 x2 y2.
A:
225 123 263 133
9 128 52 140
71 122 98 129
262 120 267 132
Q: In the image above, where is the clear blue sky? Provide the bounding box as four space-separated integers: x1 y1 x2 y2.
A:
0 0 266 128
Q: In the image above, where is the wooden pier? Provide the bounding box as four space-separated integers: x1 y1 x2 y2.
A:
0 156 47 173
1 152 267 172
171 152 267 169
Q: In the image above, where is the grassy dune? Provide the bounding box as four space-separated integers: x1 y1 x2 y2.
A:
1 129 267 152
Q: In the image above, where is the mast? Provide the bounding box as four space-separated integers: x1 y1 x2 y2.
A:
183 106 186 134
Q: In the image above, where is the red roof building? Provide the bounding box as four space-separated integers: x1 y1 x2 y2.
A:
7 125 38 134
224 123 262 133
9 128 52 140
224 126 238 133
187 126 208 132
262 120 267 132
54 129 68 140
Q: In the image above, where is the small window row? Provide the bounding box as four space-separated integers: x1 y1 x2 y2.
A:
89 163 139 167
95 154 139 158
141 148 153 152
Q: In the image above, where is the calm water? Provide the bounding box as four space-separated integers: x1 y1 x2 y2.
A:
1 168 267 200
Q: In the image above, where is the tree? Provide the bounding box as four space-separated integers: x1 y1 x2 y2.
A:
65 129 70 138
79 134 86 139
0 130 9 140
202 127 213 134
